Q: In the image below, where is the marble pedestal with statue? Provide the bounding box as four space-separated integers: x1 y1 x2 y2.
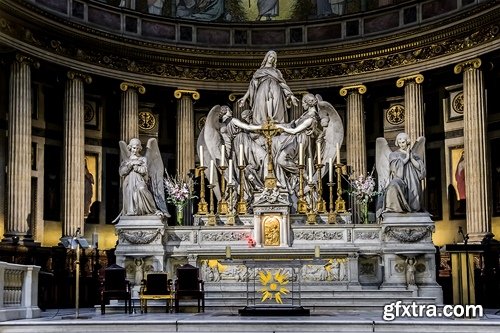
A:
114 215 166 297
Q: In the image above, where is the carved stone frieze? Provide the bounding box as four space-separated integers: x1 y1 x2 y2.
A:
167 232 191 242
201 231 251 242
293 230 344 241
302 258 348 281
118 229 162 244
384 226 433 243
354 231 379 240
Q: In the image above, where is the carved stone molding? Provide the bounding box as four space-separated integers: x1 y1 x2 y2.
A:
396 73 424 88
118 229 162 244
384 226 434 243
339 84 367 97
293 230 344 241
174 89 200 100
200 231 250 242
67 70 92 84
454 58 482 74
120 81 146 94
354 231 379 240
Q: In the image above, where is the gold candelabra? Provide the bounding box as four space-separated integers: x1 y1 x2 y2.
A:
315 162 326 213
335 163 346 213
237 165 248 215
207 184 216 226
297 164 307 214
327 181 336 224
196 166 208 215
306 182 317 225
218 165 229 215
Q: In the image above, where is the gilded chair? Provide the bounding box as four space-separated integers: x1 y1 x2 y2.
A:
174 264 205 313
139 272 173 313
100 264 132 314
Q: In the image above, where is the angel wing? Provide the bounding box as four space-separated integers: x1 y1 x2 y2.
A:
119 140 130 163
196 105 223 200
145 138 170 217
375 137 392 191
411 136 426 164
316 96 344 179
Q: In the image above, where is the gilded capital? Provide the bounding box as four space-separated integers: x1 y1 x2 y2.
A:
396 73 424 88
120 82 146 94
339 84 367 97
228 92 244 102
67 70 92 84
174 89 200 100
454 58 482 74
14 53 40 69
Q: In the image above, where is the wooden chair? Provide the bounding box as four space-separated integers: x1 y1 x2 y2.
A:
139 272 173 313
100 264 132 314
174 264 205 313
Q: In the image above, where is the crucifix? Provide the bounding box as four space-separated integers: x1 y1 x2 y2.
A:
259 118 282 189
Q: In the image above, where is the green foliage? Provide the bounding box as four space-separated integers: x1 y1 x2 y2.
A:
291 0 314 21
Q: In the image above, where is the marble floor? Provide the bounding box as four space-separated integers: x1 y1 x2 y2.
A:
0 307 500 333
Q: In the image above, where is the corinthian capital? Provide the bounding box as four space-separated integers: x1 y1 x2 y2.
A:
454 58 482 74
120 82 146 94
174 89 200 100
396 73 424 88
339 84 367 97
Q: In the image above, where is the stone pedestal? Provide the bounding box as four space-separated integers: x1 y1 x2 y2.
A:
380 213 443 304
114 216 166 296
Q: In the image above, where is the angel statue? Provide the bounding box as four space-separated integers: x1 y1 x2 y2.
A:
274 93 343 197
116 138 170 219
376 133 426 216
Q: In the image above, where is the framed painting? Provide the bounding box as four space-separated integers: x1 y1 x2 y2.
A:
448 145 465 219
85 153 99 223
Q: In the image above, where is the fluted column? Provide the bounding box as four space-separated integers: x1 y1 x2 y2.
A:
289 91 308 121
229 93 245 119
454 58 491 243
120 82 146 142
174 89 199 178
396 74 425 142
340 84 367 177
62 71 92 239
5 54 39 242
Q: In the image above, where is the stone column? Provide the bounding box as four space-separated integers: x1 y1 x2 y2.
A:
62 71 92 239
339 84 367 177
119 82 146 143
229 93 245 119
454 58 491 243
4 54 39 242
174 89 199 179
289 91 308 121
396 73 425 142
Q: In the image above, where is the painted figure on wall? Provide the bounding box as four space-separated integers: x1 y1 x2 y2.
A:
256 0 279 20
84 158 95 216
455 150 466 200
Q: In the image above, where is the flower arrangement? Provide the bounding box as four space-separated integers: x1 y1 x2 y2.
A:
164 172 196 224
347 170 380 224
245 235 256 248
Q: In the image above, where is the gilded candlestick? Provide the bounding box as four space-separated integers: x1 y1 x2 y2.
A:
297 164 307 214
327 181 336 224
306 182 317 225
226 183 236 225
335 163 346 213
315 163 326 213
218 165 229 215
197 166 208 215
207 184 216 226
237 165 248 215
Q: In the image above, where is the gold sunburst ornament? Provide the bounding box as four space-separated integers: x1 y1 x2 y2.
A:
258 270 289 304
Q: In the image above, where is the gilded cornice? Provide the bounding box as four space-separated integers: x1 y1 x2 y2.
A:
396 73 424 88
0 1 499 86
120 82 146 94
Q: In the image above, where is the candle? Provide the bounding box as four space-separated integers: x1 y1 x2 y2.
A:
329 157 333 182
299 143 304 165
225 245 232 260
220 145 225 167
317 141 322 164
308 157 313 182
314 245 320 259
199 145 204 167
209 160 214 184
336 143 340 164
228 159 233 184
239 144 244 166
